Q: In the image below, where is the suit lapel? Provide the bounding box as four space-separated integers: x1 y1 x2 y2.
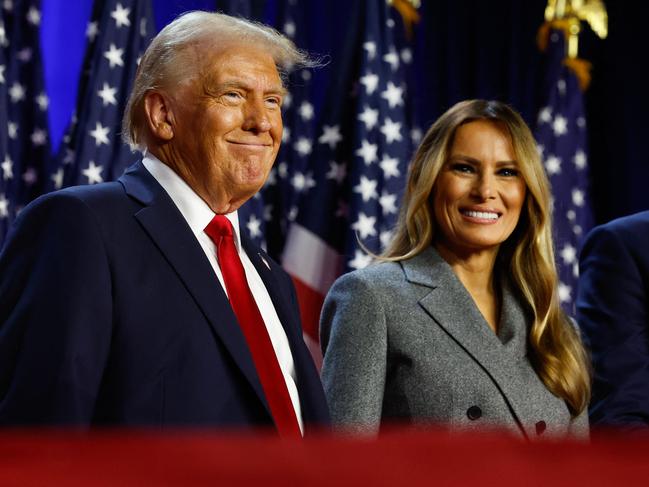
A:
403 247 533 438
241 237 305 372
118 162 270 414
243 236 328 430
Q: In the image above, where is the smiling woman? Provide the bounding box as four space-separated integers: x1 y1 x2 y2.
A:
320 99 592 440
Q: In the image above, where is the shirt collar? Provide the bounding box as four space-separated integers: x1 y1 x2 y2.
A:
141 153 242 250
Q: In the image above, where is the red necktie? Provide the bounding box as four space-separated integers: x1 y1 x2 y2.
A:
204 215 301 438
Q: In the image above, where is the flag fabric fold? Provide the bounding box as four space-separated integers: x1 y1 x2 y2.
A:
1 0 50 245
281 1 418 357
50 0 154 193
534 26 594 315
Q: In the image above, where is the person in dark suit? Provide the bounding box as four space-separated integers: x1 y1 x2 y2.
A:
0 11 328 436
320 100 591 439
577 210 649 428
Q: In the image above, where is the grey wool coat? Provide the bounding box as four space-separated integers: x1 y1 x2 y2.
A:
320 246 588 440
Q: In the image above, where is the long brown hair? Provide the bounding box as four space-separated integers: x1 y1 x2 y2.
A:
381 99 590 415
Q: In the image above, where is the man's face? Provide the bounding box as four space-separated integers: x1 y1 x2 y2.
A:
167 44 284 213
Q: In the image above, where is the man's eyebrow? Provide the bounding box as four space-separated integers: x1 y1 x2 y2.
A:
210 80 287 96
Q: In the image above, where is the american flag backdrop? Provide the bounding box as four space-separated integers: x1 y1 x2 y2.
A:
0 0 50 244
281 1 418 359
51 0 154 193
0 10 9 236
534 27 593 316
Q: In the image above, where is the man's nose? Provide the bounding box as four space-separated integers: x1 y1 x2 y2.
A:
242 99 272 132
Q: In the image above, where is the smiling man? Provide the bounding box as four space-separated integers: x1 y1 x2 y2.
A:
0 12 329 436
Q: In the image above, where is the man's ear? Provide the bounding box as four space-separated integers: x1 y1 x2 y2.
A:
143 90 174 141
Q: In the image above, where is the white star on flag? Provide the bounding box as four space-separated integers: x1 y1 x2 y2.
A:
26 6 41 25
363 41 377 60
0 194 8 218
8 82 25 102
298 101 314 121
16 47 32 62
400 48 413 64
291 171 316 192
86 21 99 41
552 115 568 136
0 65 5 84
381 81 404 108
353 175 378 202
558 282 572 303
358 106 379 130
359 72 379 95
1 156 12 180
282 126 291 143
355 139 378 165
318 125 342 149
352 212 377 239
573 150 587 169
30 128 47 146
51 168 64 190
83 161 104 184
326 161 346 184
36 92 49 111
379 156 400 178
111 3 131 28
7 122 17 139
294 137 312 156
22 168 37 186
379 230 393 249
544 155 562 175
246 214 262 238
97 83 118 106
89 122 110 146
560 243 577 265
283 21 295 37
277 162 288 179
380 117 402 143
348 250 373 270
538 106 552 124
572 188 585 207
379 191 398 214
104 43 124 68
382 49 399 71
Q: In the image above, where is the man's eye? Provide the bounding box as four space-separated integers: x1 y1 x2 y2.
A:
266 97 281 107
224 92 242 99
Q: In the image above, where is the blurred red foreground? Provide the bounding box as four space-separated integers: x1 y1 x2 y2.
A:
1 427 647 486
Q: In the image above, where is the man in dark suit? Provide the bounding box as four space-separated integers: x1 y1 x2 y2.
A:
576 210 649 428
0 11 329 436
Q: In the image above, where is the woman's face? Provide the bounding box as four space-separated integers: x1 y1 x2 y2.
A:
432 120 527 257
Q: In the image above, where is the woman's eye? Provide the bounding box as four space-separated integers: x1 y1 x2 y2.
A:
451 162 473 173
498 167 519 177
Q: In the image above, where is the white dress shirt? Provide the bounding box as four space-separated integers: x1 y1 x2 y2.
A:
142 154 303 434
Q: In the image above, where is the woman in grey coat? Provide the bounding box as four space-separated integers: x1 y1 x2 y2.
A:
320 100 590 440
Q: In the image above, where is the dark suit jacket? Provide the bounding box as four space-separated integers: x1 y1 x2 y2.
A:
0 161 329 431
577 210 649 427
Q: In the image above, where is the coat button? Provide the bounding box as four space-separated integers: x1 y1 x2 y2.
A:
535 421 546 435
466 406 482 420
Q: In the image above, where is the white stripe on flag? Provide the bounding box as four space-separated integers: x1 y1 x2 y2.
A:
282 223 342 294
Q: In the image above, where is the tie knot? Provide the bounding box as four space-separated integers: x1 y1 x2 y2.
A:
205 214 234 240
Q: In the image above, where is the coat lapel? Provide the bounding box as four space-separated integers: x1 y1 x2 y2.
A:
402 247 534 438
118 162 270 414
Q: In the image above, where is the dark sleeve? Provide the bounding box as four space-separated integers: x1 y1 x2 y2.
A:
0 192 113 425
576 223 649 428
